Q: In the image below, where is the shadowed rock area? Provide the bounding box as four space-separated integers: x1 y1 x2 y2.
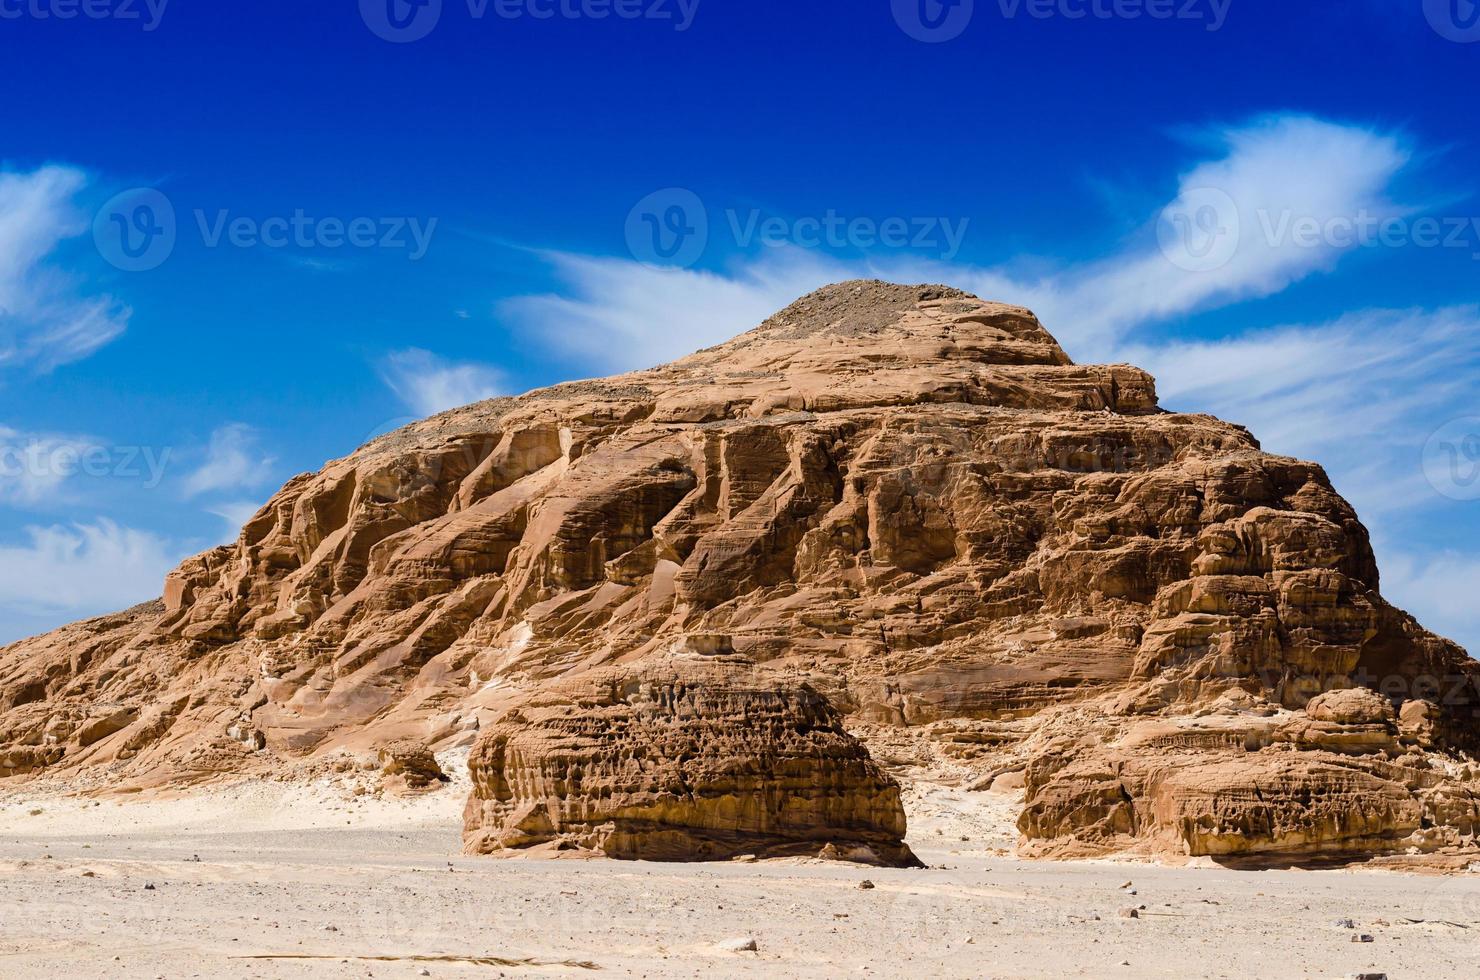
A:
3 280 1479 865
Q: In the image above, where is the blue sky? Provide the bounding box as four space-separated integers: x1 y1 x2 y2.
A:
2 0 1479 649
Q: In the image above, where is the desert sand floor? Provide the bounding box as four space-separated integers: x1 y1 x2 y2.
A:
1 764 1477 979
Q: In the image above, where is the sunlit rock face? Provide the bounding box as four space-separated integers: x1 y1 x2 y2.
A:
3 279 1478 863
462 659 919 866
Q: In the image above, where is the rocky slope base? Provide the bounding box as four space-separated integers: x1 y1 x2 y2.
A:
2 280 1478 865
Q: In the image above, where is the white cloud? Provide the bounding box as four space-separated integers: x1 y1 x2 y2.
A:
0 520 178 637
861 117 1414 359
379 348 504 416
0 166 130 372
1047 114 1409 352
500 249 854 372
500 114 1416 369
0 425 103 505
182 424 274 498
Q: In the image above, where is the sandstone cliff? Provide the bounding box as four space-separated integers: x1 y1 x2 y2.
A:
2 280 1477 864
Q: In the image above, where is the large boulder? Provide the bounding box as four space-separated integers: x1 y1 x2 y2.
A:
1306 687 1395 725
463 659 919 866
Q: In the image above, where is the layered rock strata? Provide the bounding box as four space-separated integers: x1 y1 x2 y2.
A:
463 659 918 865
2 279 1476 864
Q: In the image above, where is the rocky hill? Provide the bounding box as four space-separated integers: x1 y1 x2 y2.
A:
3 280 1478 865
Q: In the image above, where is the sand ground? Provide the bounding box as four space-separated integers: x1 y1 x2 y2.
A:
1 761 1477 979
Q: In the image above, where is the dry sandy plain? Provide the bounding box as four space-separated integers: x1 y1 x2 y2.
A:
1 753 1477 979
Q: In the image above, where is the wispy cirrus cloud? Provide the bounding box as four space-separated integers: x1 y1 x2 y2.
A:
502 114 1419 367
0 424 104 506
0 165 130 373
182 424 275 498
500 249 849 373
1035 114 1411 353
379 347 504 416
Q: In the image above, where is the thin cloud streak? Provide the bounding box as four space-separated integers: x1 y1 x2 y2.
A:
379 347 505 416
182 424 275 499
0 166 130 373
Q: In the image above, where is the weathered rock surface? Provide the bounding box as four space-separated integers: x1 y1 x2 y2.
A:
2 279 1478 864
463 658 918 865
377 738 449 793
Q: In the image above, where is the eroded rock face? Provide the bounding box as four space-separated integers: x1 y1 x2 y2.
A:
463 659 918 865
377 739 449 793
1016 693 1480 860
1 279 1477 864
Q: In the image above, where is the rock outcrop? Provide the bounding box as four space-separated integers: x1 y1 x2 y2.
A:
1 279 1477 865
463 659 918 865
377 738 449 793
1016 693 1480 860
